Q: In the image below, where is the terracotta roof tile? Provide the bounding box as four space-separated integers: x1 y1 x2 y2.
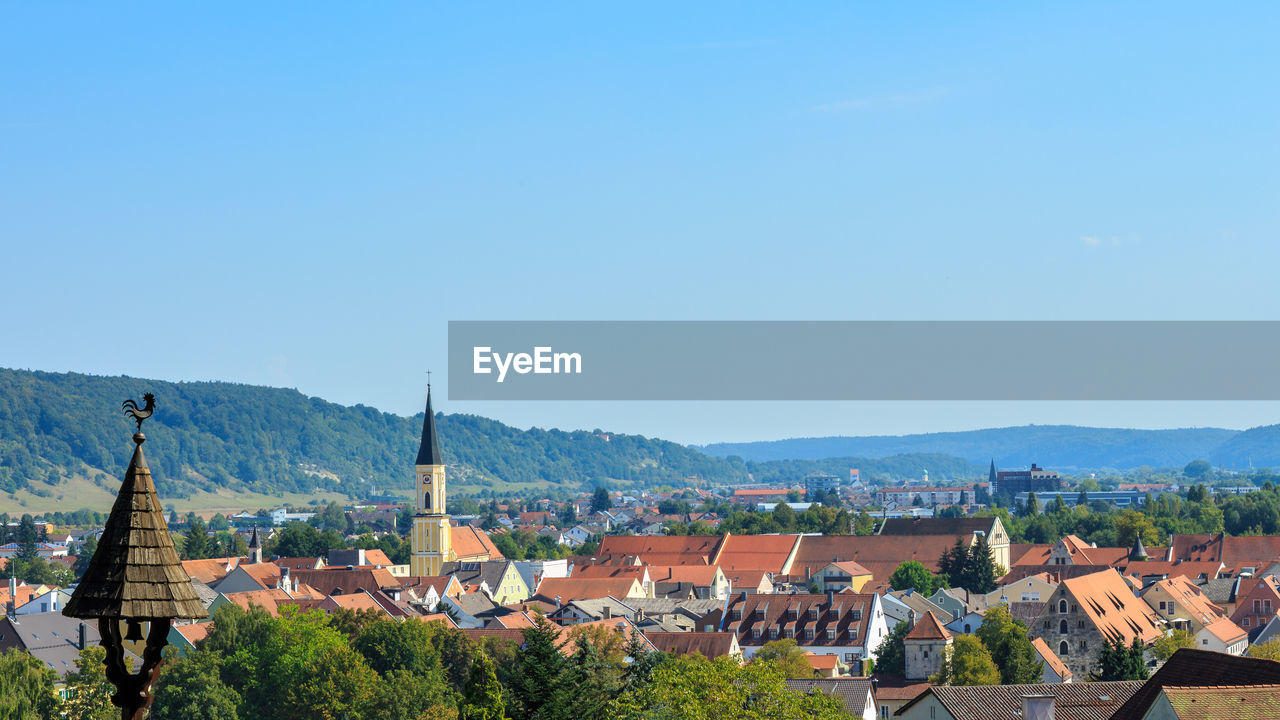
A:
903 680 1142 720
1061 569 1164 645
1160 684 1280 719
644 631 739 659
904 612 952 641
1110 649 1280 720
1030 636 1073 681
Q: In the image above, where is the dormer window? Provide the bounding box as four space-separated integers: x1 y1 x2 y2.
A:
731 608 742 620
853 609 862 621
808 607 818 620
788 607 798 620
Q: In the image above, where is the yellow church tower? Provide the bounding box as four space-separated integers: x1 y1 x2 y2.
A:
410 386 451 576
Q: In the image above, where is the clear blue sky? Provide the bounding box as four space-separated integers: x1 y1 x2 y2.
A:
3 3 1279 444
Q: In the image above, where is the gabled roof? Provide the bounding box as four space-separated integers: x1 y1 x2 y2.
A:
1201 615 1247 644
1110 649 1280 720
904 612 952 641
0 614 139 679
1159 684 1280 719
879 517 997 537
1030 636 1073 681
644 631 739 658
1149 575 1226 624
790 535 963 576
1060 569 1163 645
534 577 643 603
180 557 240 585
451 525 503 560
784 678 873 715
174 622 212 645
900 680 1142 720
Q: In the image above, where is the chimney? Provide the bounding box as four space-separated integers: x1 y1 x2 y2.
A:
279 567 291 592
554 595 562 609
827 590 835 606
603 605 612 619
78 621 88 651
1020 695 1054 720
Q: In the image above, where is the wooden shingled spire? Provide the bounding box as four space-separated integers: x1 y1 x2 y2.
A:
64 393 206 719
63 431 206 619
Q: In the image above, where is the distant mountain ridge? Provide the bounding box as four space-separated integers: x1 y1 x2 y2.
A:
695 424 1279 471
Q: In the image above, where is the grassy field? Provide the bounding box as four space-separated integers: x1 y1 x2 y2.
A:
0 473 356 519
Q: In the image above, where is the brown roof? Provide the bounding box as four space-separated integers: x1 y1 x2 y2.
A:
451 525 503 560
879 517 996 537
644 631 738 659
1010 543 1055 566
868 677 932 701
534 577 642 603
902 680 1142 720
362 549 393 567
594 535 723 566
1202 615 1248 644
784 678 874 714
1110 649 1280 720
790 535 962 576
221 588 294 616
291 567 402 597
715 593 876 649
1030 636 1073 681
321 590 391 616
1172 533 1280 570
1060 569 1164 645
1118 560 1224 582
904 612 952 641
64 434 206 620
174 622 212 645
1159 684 1280 719
1151 575 1227 624
180 557 241 585
273 557 324 571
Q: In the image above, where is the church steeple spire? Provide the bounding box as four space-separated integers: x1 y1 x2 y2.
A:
415 386 441 466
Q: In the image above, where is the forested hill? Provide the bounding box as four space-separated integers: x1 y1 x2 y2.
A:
697 424 1263 470
0 369 753 499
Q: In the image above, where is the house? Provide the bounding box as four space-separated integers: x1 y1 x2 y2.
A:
706 591 887 668
986 572 1059 605
929 587 988 622
512 558 569 594
877 516 1012 570
870 679 933 720
402 575 464 611
15 588 70 615
882 589 949 631
643 631 742 661
179 556 241 587
895 680 1142 720
1140 576 1229 634
1108 648 1280 720
1027 568 1164 680
904 612 952 681
442 560 530 605
1029 637 1073 683
1169 533 1280 574
166 622 212 657
1196 615 1248 655
0 614 140 683
1230 575 1280 638
785 678 876 720
812 561 874 593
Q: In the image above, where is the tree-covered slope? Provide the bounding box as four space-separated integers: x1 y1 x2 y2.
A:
698 425 1243 470
0 368 767 499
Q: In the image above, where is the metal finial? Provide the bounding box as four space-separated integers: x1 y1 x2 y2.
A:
426 368 432 392
121 393 156 433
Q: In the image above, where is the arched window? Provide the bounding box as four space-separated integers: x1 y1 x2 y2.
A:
424 495 431 510
964 624 971 633
1059 619 1068 634
1058 599 1068 613
1059 641 1070 656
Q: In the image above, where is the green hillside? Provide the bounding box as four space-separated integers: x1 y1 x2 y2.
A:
0 368 762 501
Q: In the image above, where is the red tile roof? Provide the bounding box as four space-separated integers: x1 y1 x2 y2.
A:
644 631 739 659
1060 569 1164 645
1030 636 1073 681
904 612 952 641
1110 649 1280 720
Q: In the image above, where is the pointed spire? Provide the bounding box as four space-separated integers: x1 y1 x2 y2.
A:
415 386 442 466
989 459 997 483
64 431 206 620
249 525 260 549
1130 535 1149 562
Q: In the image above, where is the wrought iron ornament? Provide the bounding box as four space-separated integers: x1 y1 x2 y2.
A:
121 393 156 432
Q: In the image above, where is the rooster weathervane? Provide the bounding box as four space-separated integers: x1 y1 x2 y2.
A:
122 392 156 432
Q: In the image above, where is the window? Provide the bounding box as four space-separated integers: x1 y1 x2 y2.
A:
827 628 836 641
1158 601 1166 610
808 607 818 620
1059 599 1068 613
923 649 929 658
752 628 761 639
1078 620 1085 629
1203 639 1209 645
804 629 814 641
1244 618 1251 627
1256 600 1262 613
1267 600 1273 614
784 628 794 639
731 609 741 620
770 628 779 639
844 653 856 663
850 629 858 641
1080 641 1087 651
853 610 862 621
1043 620 1051 629
1059 620 1068 634
881 706 890 719
788 608 798 620
1060 641 1069 656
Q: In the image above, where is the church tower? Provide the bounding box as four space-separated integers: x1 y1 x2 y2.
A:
410 387 451 576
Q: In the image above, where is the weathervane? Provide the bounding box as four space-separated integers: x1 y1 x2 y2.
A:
121 393 156 433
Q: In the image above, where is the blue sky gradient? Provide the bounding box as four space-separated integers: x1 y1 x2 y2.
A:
3 3 1278 443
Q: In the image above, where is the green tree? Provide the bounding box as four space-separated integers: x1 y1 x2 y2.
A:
1023 492 1039 516
889 561 938 596
1114 509 1160 549
0 648 60 720
1249 638 1280 660
618 655 847 720
513 614 567 719
75 534 98 577
931 635 1000 686
562 634 623 720
63 646 118 720
974 605 1042 684
853 509 876 535
1151 629 1195 663
182 516 214 560
1183 460 1212 479
771 503 797 533
460 651 505 720
1091 637 1149 681
751 639 816 679
208 513 232 531
317 502 349 533
872 621 910 677
590 487 612 513
151 649 241 720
